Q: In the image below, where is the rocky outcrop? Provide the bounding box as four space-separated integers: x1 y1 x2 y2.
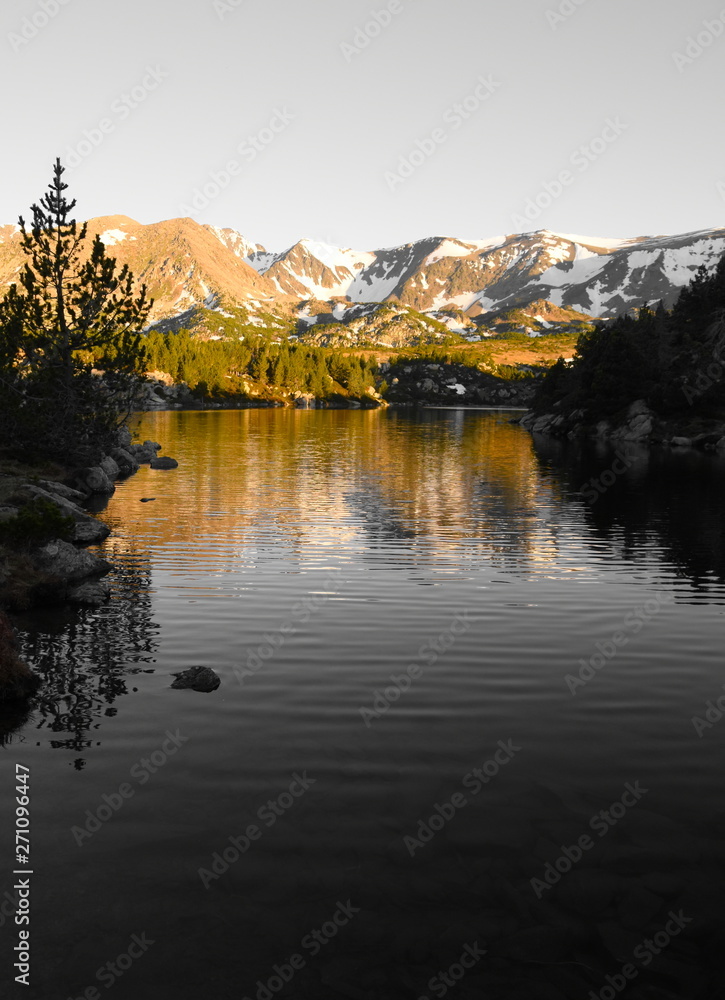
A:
68 580 112 606
35 539 111 582
522 399 725 451
171 666 221 692
385 360 538 407
11 484 111 546
75 465 116 495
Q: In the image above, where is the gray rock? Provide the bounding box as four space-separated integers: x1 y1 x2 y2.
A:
38 480 87 502
76 466 115 495
0 506 19 524
171 666 221 692
72 520 111 546
129 440 162 463
15 484 86 520
150 456 178 470
116 426 133 450
99 455 120 480
670 436 692 447
35 540 111 582
110 447 140 476
68 580 111 606
17 486 109 545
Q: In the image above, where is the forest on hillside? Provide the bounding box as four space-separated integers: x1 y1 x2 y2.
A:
533 252 725 422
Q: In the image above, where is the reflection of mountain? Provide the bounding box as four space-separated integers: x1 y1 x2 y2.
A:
532 434 725 591
3 539 158 757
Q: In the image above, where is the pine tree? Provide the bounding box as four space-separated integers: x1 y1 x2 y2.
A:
0 159 152 462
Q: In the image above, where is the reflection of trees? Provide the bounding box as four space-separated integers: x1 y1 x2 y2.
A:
2 540 158 755
532 433 725 591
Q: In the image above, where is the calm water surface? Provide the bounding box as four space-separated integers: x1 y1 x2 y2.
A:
1 408 724 1000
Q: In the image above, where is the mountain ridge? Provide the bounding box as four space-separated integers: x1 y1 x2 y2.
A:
1 218 724 337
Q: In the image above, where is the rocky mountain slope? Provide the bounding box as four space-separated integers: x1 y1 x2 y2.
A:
2 218 724 342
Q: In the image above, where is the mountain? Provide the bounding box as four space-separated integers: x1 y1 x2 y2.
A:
1 218 724 339
249 229 725 320
0 215 280 323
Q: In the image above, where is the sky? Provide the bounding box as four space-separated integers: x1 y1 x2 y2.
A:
1 0 724 252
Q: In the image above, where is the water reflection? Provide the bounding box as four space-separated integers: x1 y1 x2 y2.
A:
532 432 725 593
3 535 158 753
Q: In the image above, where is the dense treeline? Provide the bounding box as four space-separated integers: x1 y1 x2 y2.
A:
143 329 379 399
533 253 725 420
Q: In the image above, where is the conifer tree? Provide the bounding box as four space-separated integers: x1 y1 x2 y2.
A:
0 159 152 462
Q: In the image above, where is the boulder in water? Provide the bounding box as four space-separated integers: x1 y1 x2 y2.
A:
171 666 221 692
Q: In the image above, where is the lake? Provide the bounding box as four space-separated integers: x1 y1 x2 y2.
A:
1 407 724 1000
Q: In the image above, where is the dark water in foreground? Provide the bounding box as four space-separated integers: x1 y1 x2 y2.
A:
1 408 725 1000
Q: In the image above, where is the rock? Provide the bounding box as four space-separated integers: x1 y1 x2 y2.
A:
716 436 725 451
670 436 692 447
116 426 133 450
15 485 108 544
75 466 115 495
0 506 19 524
38 480 87 502
35 540 111 583
171 666 221 692
129 440 162 463
692 431 723 450
68 580 111 606
110 447 140 476
72 520 111 546
99 455 120 480
150 457 178 470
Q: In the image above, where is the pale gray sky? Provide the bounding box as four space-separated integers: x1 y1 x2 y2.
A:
2 0 723 250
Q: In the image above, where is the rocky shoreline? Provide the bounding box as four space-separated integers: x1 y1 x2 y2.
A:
521 399 725 452
0 429 178 701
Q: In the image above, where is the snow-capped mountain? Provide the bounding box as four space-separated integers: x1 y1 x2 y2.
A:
243 228 725 319
1 216 723 329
